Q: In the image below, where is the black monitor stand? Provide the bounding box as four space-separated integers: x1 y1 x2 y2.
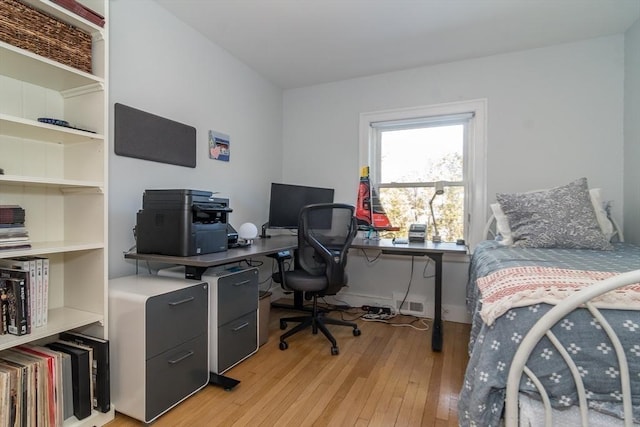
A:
261 222 270 238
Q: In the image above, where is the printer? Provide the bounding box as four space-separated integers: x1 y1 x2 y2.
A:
136 189 231 256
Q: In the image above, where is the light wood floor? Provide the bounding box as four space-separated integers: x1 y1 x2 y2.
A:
106 307 470 427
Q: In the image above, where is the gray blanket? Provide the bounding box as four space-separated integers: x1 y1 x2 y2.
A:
459 241 640 427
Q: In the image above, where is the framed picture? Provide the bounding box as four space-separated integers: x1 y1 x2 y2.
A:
209 130 230 162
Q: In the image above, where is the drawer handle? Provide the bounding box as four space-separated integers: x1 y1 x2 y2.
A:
168 350 194 364
168 296 195 306
234 280 251 286
232 322 250 332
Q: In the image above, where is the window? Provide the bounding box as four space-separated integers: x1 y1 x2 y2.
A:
359 100 487 248
374 119 467 242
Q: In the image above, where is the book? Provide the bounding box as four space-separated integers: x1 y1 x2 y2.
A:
0 237 29 243
60 331 110 413
0 369 9 427
0 206 25 225
0 276 28 336
0 362 21 427
46 341 92 420
0 242 31 251
0 359 27 427
59 352 73 421
0 364 19 427
0 226 27 236
26 258 38 329
0 291 4 335
39 258 48 326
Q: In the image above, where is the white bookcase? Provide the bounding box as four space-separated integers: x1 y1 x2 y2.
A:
0 0 112 425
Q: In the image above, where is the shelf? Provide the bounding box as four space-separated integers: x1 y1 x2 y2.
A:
0 306 104 352
0 175 103 190
0 41 104 92
0 114 104 143
0 241 104 259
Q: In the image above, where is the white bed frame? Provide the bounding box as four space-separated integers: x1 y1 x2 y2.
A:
504 269 640 427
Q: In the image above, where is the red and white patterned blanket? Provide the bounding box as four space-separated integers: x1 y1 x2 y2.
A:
477 266 640 325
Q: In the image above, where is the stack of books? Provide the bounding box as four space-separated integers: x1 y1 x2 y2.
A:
0 257 49 336
0 205 31 251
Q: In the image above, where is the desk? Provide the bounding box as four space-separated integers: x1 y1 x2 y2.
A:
350 238 467 352
125 235 298 279
124 235 467 352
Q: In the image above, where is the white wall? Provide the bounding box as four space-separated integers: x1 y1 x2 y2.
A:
282 36 625 322
624 19 640 244
108 0 283 278
107 3 629 322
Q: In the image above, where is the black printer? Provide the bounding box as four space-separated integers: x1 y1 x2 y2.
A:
136 189 231 256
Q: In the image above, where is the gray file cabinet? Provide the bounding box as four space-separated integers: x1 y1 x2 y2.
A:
109 275 209 423
159 266 259 374
210 267 259 373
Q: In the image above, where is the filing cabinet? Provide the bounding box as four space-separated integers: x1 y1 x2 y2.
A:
109 275 209 423
159 266 259 374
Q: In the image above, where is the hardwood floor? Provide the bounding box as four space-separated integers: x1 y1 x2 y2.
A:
106 307 470 426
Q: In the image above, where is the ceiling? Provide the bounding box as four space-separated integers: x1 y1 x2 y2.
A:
155 0 640 89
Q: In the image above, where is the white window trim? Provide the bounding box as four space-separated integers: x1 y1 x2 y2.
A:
359 99 488 249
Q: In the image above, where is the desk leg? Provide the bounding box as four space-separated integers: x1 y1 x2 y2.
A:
427 253 443 352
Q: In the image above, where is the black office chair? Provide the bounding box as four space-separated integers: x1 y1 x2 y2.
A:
273 203 361 355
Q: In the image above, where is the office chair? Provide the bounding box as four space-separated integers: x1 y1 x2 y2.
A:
272 203 361 355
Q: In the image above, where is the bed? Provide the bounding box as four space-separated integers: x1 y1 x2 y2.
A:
458 178 640 426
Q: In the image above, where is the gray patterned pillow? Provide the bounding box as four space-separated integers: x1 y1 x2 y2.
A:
496 178 612 250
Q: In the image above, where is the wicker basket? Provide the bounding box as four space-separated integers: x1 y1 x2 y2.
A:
0 0 92 73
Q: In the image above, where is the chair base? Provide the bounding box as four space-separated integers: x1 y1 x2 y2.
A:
279 297 361 355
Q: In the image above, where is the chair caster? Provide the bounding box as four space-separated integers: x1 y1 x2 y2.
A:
280 320 287 330
353 328 361 336
279 341 289 350
331 346 339 355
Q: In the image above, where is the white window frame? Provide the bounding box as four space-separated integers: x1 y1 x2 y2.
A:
359 99 488 249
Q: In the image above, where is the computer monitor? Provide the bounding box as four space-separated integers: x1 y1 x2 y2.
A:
267 183 335 230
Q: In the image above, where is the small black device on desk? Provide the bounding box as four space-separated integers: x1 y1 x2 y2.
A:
136 189 231 256
408 223 427 242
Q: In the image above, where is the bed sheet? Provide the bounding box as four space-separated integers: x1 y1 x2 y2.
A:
459 241 640 427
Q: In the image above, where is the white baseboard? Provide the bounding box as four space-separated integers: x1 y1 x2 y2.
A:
276 290 471 324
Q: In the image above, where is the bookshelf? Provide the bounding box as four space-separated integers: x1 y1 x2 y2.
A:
0 0 112 425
